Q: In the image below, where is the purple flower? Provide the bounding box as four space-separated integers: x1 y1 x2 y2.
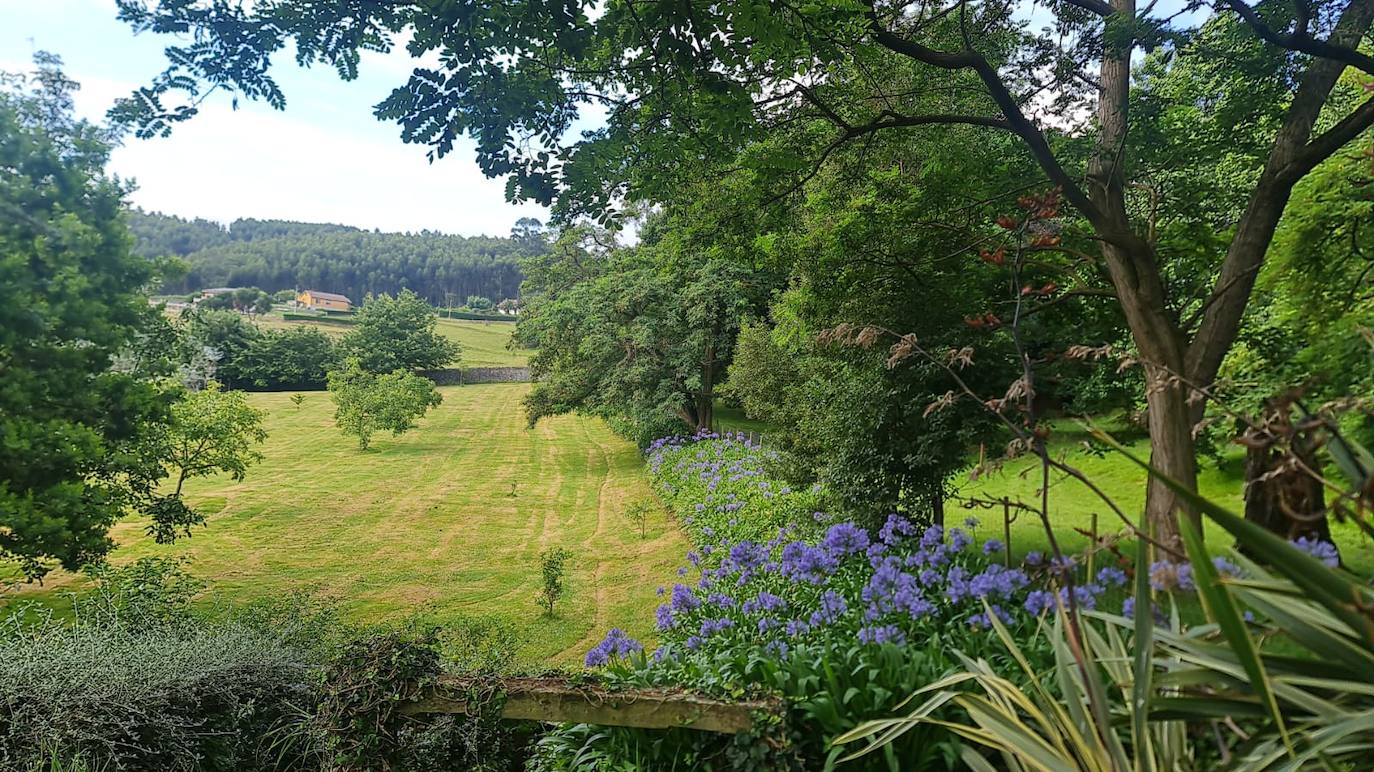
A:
920 525 944 550
1211 556 1243 577
808 590 849 627
968 565 1029 598
584 628 643 667
963 516 981 530
1024 551 1045 567
857 625 906 645
949 528 973 552
879 514 918 546
818 519 873 554
741 591 787 615
1096 566 1128 587
670 583 700 613
1293 536 1340 569
1149 561 1195 592
1024 589 1056 615
785 619 810 637
780 542 839 584
864 559 932 619
655 604 675 630
982 539 1005 555
698 617 735 636
1049 554 1077 575
1059 583 1103 610
968 604 1012 629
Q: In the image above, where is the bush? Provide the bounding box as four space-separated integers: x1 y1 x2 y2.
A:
0 559 321 771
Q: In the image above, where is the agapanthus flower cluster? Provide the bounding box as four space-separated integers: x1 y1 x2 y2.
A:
1293 536 1340 568
584 628 643 667
646 513 1056 662
645 432 826 548
599 434 1142 671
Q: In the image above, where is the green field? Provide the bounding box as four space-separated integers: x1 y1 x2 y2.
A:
4 384 687 664
254 312 530 367
959 421 1374 574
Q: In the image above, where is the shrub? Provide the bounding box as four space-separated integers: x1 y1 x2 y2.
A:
0 561 319 772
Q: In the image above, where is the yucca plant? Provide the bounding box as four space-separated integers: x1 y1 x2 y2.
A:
837 418 1374 769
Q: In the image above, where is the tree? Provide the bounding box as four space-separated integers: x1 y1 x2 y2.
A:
0 56 174 579
464 295 494 311
535 547 573 617
145 382 268 543
237 326 338 390
517 218 772 443
326 358 443 450
340 289 460 373
182 307 260 389
112 0 1374 545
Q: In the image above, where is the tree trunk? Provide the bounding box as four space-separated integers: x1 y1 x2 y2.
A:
1140 369 1197 551
1243 435 1332 546
1243 446 1329 539
696 393 714 433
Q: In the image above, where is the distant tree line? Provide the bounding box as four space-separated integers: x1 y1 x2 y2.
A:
130 210 542 305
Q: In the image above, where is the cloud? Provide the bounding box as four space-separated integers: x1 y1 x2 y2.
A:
3 42 550 238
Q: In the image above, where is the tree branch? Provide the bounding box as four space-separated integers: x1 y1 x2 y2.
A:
1222 0 1374 77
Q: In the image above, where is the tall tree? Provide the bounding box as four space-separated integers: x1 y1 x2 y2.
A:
340 289 460 373
111 0 1374 544
0 56 172 579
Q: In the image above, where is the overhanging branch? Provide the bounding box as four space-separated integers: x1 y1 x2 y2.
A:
1222 0 1374 76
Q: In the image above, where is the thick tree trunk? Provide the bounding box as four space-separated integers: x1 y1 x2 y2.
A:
696 393 714 433
1243 442 1330 543
1080 0 1195 548
1140 370 1197 550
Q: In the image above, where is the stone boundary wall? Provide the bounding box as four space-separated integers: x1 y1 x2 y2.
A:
419 367 531 385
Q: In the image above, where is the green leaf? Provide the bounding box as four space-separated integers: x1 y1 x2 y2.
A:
1178 508 1292 754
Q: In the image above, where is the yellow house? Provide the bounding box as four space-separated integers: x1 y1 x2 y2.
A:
297 290 352 311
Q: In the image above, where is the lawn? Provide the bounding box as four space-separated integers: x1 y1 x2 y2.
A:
959 420 1374 575
254 312 530 367
3 384 687 665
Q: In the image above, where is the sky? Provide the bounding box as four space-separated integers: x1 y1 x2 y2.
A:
0 0 550 236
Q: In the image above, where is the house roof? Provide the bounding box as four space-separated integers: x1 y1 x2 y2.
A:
301 290 351 302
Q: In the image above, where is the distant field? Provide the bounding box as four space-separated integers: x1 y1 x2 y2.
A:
254 312 530 367
5 384 688 664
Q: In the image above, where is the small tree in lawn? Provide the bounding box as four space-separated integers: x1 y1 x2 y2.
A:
535 547 572 617
147 381 268 543
327 358 443 450
625 499 653 540
290 393 305 410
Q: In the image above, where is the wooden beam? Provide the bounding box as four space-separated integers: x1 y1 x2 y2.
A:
401 676 782 734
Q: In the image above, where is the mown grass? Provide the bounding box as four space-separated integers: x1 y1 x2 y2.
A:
958 419 1374 575
254 313 530 367
3 384 688 665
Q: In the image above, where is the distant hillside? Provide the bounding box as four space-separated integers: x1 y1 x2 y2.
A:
131 210 539 304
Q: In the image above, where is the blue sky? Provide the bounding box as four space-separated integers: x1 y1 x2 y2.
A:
0 0 549 236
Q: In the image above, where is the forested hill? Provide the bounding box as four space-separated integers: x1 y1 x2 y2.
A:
130 209 536 303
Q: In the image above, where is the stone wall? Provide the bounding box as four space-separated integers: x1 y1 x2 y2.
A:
419 367 531 385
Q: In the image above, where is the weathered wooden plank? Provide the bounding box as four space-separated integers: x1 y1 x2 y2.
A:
401 676 781 734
